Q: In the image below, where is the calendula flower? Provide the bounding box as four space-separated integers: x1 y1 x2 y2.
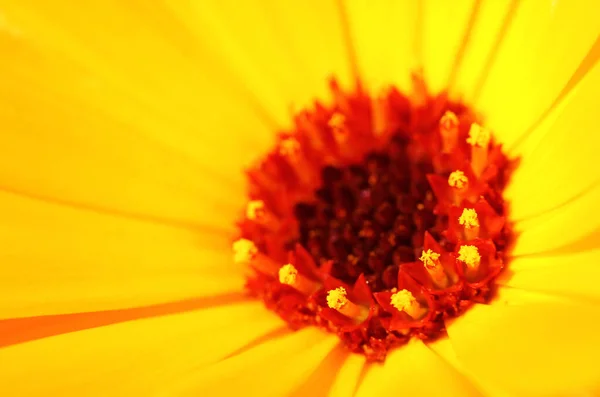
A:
1 1 599 396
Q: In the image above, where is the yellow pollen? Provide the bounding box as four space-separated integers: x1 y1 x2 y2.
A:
328 112 346 130
459 208 480 229
232 238 258 264
440 110 459 131
278 263 298 285
246 200 265 220
466 123 491 147
390 289 418 312
419 249 441 269
458 245 481 269
327 287 348 310
279 137 300 158
448 170 468 189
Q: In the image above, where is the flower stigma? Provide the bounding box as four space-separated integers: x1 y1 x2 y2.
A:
237 79 515 361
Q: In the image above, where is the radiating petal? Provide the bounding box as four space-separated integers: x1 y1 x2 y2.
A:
166 0 353 126
0 302 287 396
328 353 366 397
452 0 517 101
0 2 273 225
160 328 339 397
447 300 600 395
422 0 478 94
0 191 243 318
428 337 513 397
497 249 600 303
355 339 482 397
511 183 600 256
344 0 418 92
476 0 600 147
505 60 600 222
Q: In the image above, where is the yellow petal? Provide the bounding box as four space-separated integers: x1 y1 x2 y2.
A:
355 339 482 397
166 0 353 125
327 353 366 397
0 302 287 396
511 183 600 256
447 301 600 395
422 0 478 94
428 337 513 397
344 0 418 92
497 249 600 303
160 327 339 397
0 191 243 318
452 0 517 101
288 345 352 397
476 0 600 147
505 60 600 222
0 2 273 226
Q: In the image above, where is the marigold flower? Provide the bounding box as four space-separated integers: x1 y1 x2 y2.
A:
1 1 599 396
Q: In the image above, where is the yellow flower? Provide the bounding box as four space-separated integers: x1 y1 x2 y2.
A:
0 1 599 396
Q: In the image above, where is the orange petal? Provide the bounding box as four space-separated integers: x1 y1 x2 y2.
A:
0 191 243 318
476 0 600 148
0 2 274 226
0 302 287 396
162 327 339 396
166 0 353 126
505 60 600 223
344 0 418 92
447 300 600 395
354 339 482 397
497 249 600 303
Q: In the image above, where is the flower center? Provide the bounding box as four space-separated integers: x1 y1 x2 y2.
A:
237 80 514 362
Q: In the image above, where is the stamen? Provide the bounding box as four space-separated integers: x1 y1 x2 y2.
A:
439 111 459 152
448 170 468 190
419 249 448 287
390 289 424 319
327 287 365 320
233 238 258 264
458 245 481 269
278 263 320 295
466 123 491 176
371 91 388 136
459 208 480 240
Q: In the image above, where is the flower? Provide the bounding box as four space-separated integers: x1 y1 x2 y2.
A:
1 1 599 396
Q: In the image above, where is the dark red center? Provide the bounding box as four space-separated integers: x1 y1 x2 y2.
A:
239 79 514 362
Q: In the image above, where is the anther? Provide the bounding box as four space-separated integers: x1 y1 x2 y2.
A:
419 249 449 288
466 123 491 176
390 289 425 319
329 112 349 143
233 238 258 264
458 245 481 269
233 238 279 276
439 111 459 152
448 170 468 190
246 200 280 231
459 208 480 240
279 263 298 285
279 137 301 160
278 263 320 295
326 287 365 320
